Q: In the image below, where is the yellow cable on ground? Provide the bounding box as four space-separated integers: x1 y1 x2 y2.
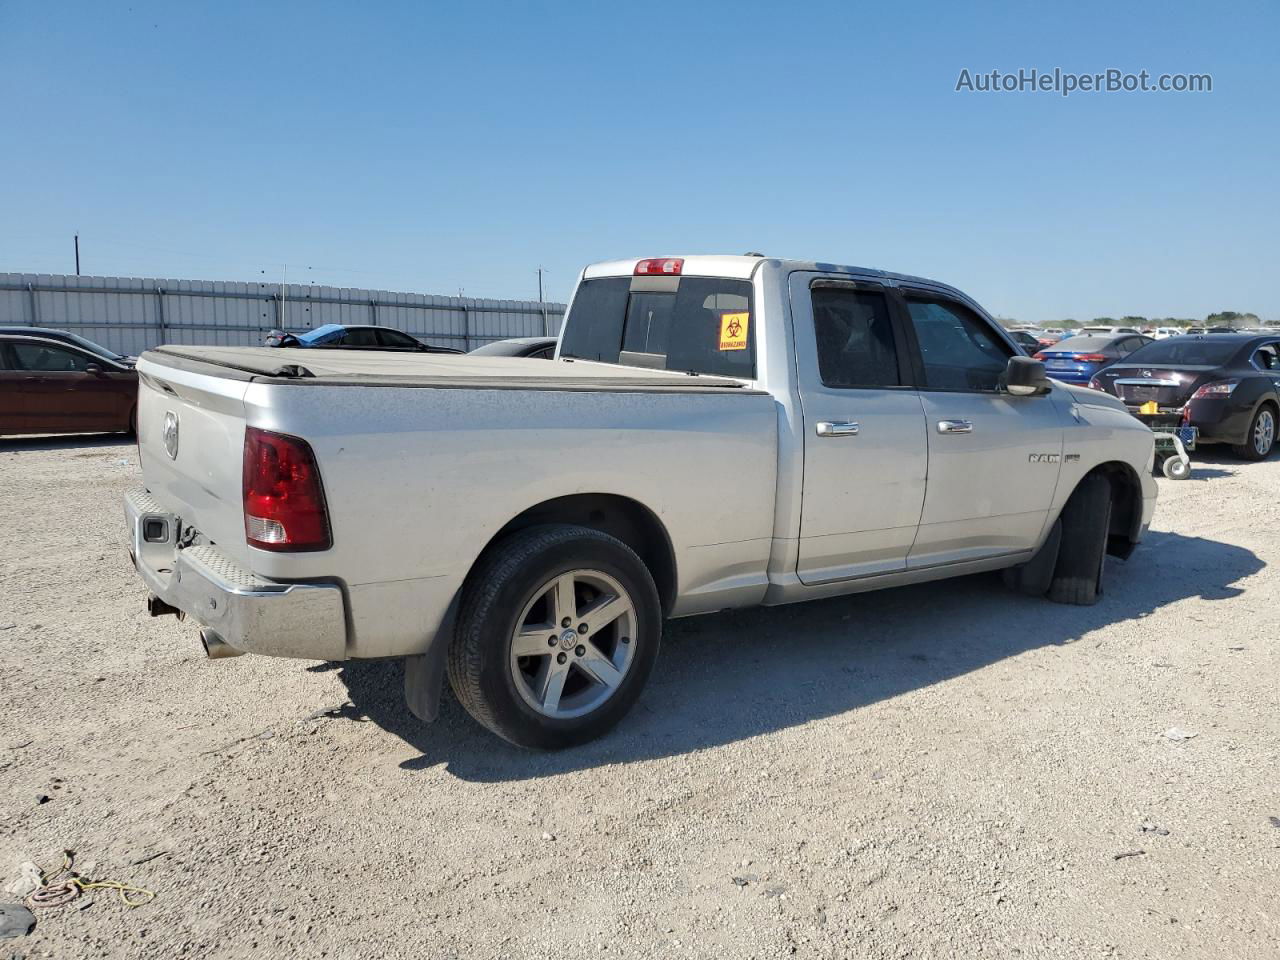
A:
25 850 155 909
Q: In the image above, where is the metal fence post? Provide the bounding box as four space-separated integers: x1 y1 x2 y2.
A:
27 282 38 325
155 286 167 346
369 297 378 326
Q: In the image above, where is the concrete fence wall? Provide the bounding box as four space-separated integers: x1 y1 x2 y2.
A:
0 272 566 357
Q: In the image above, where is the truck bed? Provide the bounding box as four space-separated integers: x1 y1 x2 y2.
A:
147 345 761 393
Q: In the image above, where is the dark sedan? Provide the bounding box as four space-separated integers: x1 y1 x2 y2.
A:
1033 333 1153 385
265 324 462 353
1089 334 1280 460
1 327 138 435
468 336 558 359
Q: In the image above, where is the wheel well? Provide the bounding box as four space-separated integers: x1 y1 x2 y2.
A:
485 494 677 614
1083 461 1143 559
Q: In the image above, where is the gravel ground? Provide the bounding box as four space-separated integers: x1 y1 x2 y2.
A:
1 436 1277 959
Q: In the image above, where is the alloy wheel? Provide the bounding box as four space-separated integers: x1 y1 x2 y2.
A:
508 569 638 719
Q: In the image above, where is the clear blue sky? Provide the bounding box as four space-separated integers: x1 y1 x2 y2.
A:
2 0 1276 323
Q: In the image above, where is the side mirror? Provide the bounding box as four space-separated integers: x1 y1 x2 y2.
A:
1003 356 1050 396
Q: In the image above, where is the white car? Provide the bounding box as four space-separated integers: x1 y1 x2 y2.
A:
124 255 1157 747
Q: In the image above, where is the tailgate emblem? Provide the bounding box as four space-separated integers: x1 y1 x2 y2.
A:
162 411 180 460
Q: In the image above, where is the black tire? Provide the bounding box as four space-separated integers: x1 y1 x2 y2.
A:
1003 518 1062 597
1047 473 1113 606
447 524 661 749
1231 403 1276 461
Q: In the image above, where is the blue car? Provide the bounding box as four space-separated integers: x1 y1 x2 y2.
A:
1034 333 1153 385
264 324 461 354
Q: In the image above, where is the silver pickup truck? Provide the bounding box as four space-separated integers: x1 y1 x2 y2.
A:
125 255 1157 747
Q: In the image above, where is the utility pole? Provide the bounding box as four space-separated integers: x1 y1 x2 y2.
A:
74 234 80 276
537 266 548 335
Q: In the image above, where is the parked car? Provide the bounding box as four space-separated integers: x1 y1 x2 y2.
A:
1035 330 1066 347
0 327 138 435
1149 327 1181 339
124 254 1156 748
1080 325 1142 336
1034 333 1154 385
1006 330 1041 353
265 324 461 353
1089 334 1280 460
469 336 558 359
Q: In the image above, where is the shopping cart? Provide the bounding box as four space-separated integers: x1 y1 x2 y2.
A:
1130 402 1196 480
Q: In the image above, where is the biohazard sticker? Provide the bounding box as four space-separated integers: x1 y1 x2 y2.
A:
719 312 749 351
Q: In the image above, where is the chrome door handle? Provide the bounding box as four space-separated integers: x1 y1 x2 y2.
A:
815 420 860 438
936 419 974 434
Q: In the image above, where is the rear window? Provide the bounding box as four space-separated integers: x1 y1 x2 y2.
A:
1049 336 1113 352
1124 338 1242 365
560 277 756 378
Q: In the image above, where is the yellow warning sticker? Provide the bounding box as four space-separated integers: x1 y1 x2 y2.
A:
1140 400 1159 415
718 312 749 351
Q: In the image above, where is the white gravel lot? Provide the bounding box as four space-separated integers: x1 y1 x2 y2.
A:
0 436 1277 960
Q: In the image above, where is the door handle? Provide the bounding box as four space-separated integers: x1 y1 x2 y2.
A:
815 420 860 438
936 419 974 434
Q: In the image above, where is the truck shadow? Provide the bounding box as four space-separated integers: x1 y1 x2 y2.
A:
334 530 1261 782
0 433 134 451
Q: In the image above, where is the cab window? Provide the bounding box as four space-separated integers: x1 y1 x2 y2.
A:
903 297 1011 392
810 286 901 388
561 276 756 378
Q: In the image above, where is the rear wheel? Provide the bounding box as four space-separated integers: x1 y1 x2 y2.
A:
448 524 661 749
1232 404 1275 461
1047 473 1113 606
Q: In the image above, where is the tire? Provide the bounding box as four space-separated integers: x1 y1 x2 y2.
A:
1231 403 1276 461
1162 456 1191 480
447 524 661 749
1047 473 1113 606
1003 518 1062 597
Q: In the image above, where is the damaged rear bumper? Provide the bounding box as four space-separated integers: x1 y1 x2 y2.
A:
124 487 347 660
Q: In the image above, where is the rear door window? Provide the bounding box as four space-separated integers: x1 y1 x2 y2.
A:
810 286 902 388
377 328 420 349
339 328 379 347
903 297 1011 392
561 276 756 378
11 342 93 372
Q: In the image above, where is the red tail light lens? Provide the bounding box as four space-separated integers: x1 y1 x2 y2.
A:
634 258 683 276
242 427 332 552
1072 353 1108 363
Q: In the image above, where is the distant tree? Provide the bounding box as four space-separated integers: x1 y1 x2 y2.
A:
1120 315 1147 326
1092 317 1116 325
1058 318 1081 330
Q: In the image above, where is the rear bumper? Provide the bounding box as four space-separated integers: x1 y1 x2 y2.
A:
124 488 347 660
1184 397 1255 445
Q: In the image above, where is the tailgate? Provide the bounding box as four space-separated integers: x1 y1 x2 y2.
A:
136 354 251 566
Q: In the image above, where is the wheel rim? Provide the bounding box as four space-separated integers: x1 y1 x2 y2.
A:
1255 410 1274 455
508 568 638 720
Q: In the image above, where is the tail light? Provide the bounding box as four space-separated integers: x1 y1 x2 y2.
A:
242 427 332 551
1072 353 1109 363
1032 351 1046 361
634 258 683 276
1190 379 1238 399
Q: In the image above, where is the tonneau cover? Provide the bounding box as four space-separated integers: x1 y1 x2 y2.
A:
146 345 759 392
